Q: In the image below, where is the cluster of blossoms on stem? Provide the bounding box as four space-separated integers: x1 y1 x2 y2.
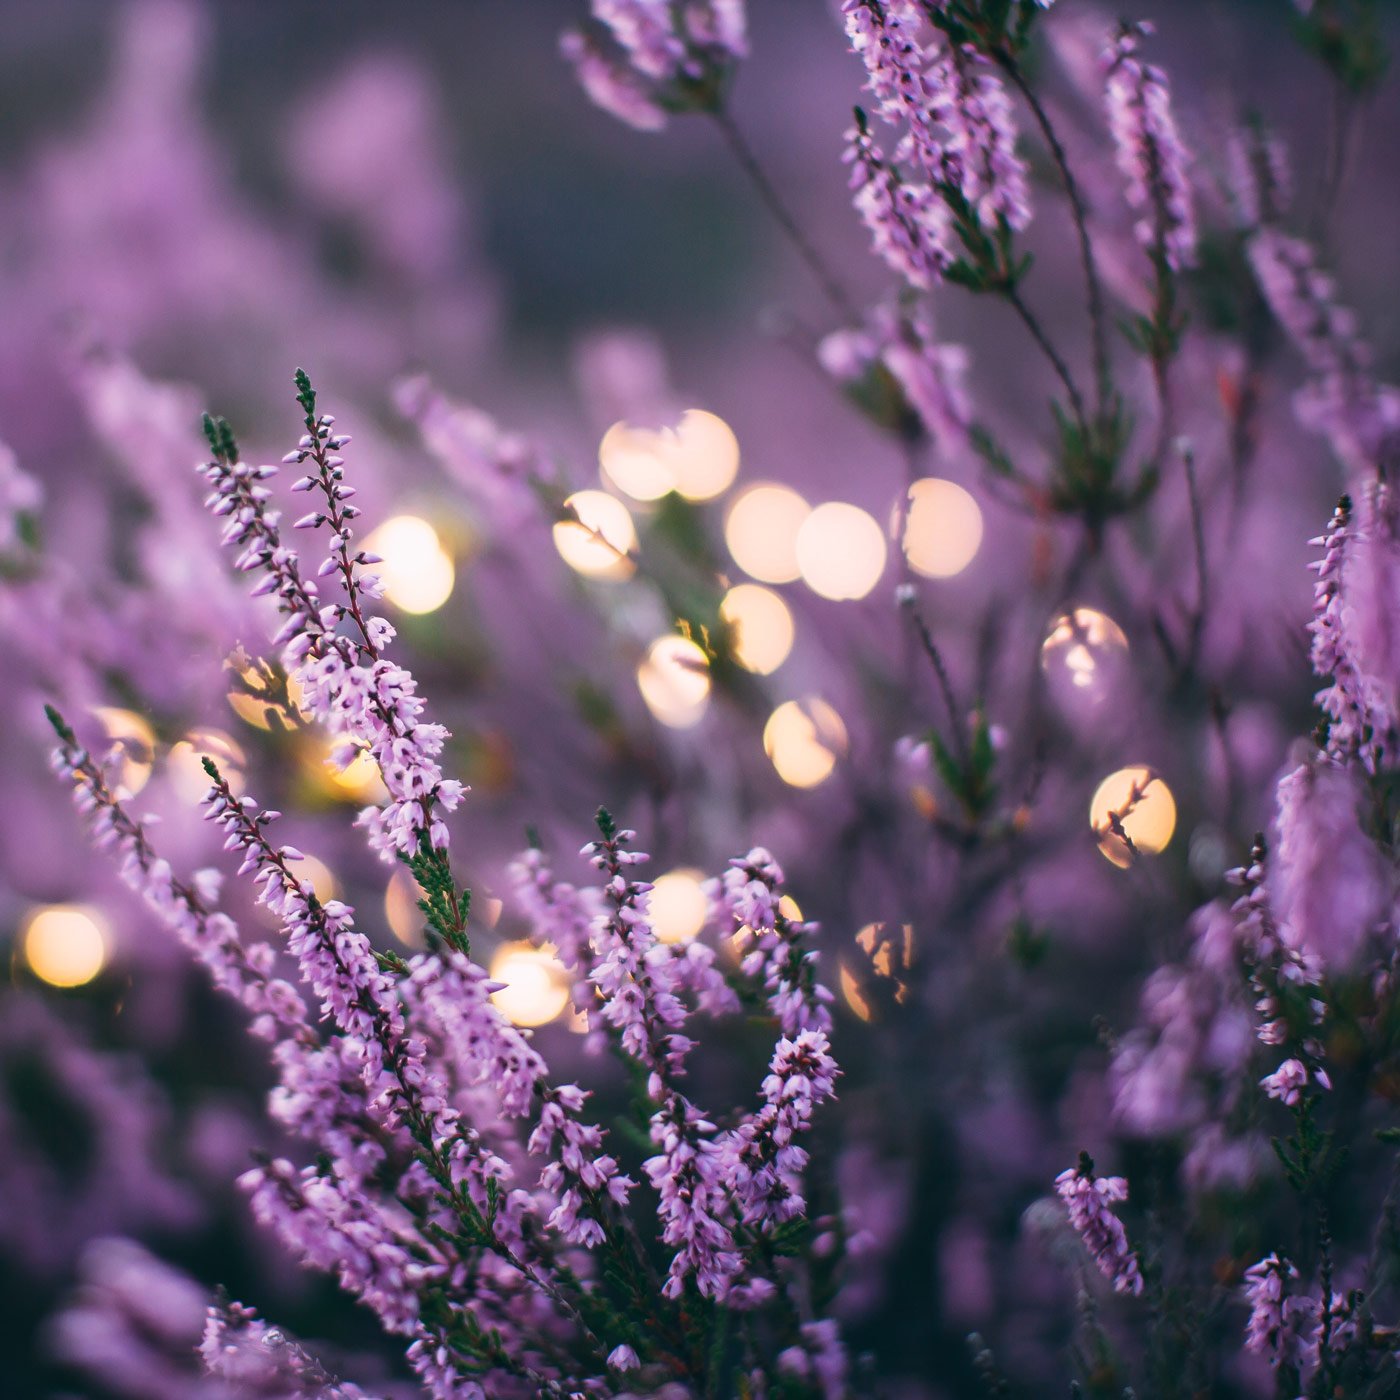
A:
1272 753 1386 971
717 847 834 1037
1225 837 1331 1106
1101 21 1195 273
1248 228 1400 472
1242 1254 1315 1370
51 375 852 1395
201 1297 370 1397
1227 118 1292 230
818 302 971 447
841 0 1030 286
562 0 747 133
1053 1154 1144 1296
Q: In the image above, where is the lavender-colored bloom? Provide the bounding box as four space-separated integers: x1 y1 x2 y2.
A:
1248 228 1400 473
1102 21 1195 272
563 1 747 130
843 1 1031 239
1243 1254 1315 1368
722 1028 839 1230
1259 1056 1312 1106
1227 120 1291 229
201 407 467 861
845 114 954 290
560 28 668 133
776 1318 850 1400
819 303 971 446
1272 757 1386 969
1054 1155 1144 1296
0 437 41 557
201 1296 373 1397
717 847 834 1037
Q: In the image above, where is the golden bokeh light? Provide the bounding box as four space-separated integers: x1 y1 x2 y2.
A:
294 853 338 902
168 729 245 803
839 962 873 1022
637 635 711 729
323 746 389 804
360 515 455 615
1041 608 1129 691
763 698 848 788
553 490 638 581
91 707 156 797
901 478 983 579
385 868 424 948
599 420 677 501
598 410 740 503
856 921 913 1003
23 905 108 988
225 666 300 732
725 483 811 584
649 868 709 944
670 409 741 501
719 583 794 675
796 502 887 601
1090 766 1177 868
488 942 570 1027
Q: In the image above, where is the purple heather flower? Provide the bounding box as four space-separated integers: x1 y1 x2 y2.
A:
559 28 668 133
1227 120 1291 229
721 1029 840 1231
1272 757 1386 970
1248 229 1400 473
845 115 954 290
1260 1056 1324 1107
1243 1254 1315 1369
1102 21 1195 272
819 303 971 447
200 1296 371 1397
562 1 747 131
1054 1156 1144 1296
776 1318 850 1399
201 411 468 864
717 847 834 1037
840 0 1030 294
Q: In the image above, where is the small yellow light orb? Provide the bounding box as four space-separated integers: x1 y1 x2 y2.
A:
725 483 811 584
796 502 887 601
1041 608 1129 692
23 905 107 988
360 515 455 615
901 478 983 579
719 584 794 675
670 409 740 501
763 698 848 789
553 490 638 580
168 729 245 803
637 635 711 729
1090 766 1177 868
649 868 709 944
489 942 570 1027
91 707 156 798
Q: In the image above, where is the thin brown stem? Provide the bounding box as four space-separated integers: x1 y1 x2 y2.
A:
712 108 859 323
996 52 1113 418
1003 283 1089 435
